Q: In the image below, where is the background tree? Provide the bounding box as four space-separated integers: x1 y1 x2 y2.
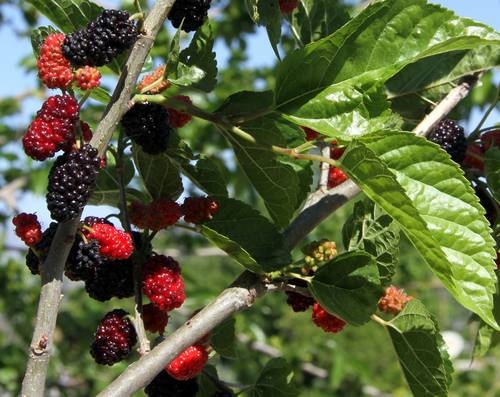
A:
0 0 499 396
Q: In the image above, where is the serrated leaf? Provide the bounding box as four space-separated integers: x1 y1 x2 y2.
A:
275 0 500 139
27 0 103 33
228 116 311 228
473 273 500 357
178 156 228 197
210 318 237 358
169 64 206 87
342 200 399 286
309 251 381 326
386 299 453 397
133 146 183 200
485 146 500 202
339 131 498 328
215 90 274 124
178 22 217 92
248 358 300 397
166 29 182 79
200 198 291 272
31 26 58 56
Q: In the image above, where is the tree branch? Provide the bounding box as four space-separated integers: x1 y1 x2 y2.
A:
21 1 175 395
97 271 265 397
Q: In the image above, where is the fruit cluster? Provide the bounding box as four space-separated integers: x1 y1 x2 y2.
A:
168 0 212 32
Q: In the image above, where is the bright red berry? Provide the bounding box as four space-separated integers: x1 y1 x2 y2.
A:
142 303 169 334
302 126 319 141
167 96 193 128
378 285 413 315
311 302 347 333
181 196 219 224
129 198 181 231
37 33 73 89
327 167 348 189
74 66 101 90
87 223 134 260
142 255 185 311
279 0 299 14
12 213 42 246
166 343 208 381
90 309 137 365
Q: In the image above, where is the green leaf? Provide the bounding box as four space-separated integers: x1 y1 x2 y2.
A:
248 358 300 397
197 364 220 397
229 116 311 228
89 187 147 207
245 0 281 58
309 251 381 326
94 152 135 193
342 200 399 286
166 29 181 79
179 22 217 92
200 198 291 272
27 0 103 33
31 26 58 56
473 272 500 357
485 146 500 202
386 299 453 397
293 0 350 45
133 145 183 201
210 318 237 358
74 86 111 104
340 131 498 328
178 156 228 197
169 64 206 87
275 0 500 139
215 90 274 124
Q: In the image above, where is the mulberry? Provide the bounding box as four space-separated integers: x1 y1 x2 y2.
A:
46 144 100 222
181 196 219 224
12 213 42 246
311 302 346 333
129 199 181 231
121 103 172 155
145 370 199 397
142 255 185 311
427 119 467 163
25 222 58 275
62 9 138 67
166 344 208 381
37 33 73 89
90 309 137 365
168 0 212 32
378 285 413 315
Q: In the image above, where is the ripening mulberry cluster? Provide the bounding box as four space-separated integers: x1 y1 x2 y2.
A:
427 119 467 163
46 144 101 222
378 285 413 315
181 196 219 224
62 9 138 67
90 309 137 365
12 213 42 247
129 198 181 231
23 94 79 161
137 65 170 94
168 0 212 32
121 103 173 155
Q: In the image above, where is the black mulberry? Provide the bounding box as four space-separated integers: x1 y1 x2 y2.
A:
46 144 100 222
427 119 467 163
121 103 172 155
168 0 212 32
90 309 137 365
65 239 104 281
62 9 138 67
144 370 199 397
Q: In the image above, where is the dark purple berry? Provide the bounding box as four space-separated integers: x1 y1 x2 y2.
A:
427 119 467 163
144 370 199 397
90 309 137 365
121 103 172 155
62 9 138 67
46 144 100 222
168 0 212 32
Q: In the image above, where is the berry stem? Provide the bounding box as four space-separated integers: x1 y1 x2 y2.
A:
370 314 389 327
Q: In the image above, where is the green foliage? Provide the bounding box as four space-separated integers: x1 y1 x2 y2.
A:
201 197 291 272
340 131 497 328
386 299 453 396
247 357 300 397
342 199 399 286
309 251 381 326
485 146 500 202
